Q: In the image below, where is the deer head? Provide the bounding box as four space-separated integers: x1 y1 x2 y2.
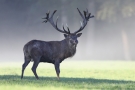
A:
43 8 94 47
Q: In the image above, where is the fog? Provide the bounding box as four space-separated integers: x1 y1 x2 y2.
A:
0 0 135 62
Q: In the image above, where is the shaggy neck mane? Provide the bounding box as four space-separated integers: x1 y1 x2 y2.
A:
61 39 77 58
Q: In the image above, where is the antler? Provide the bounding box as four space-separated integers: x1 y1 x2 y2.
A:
74 8 94 34
42 10 70 34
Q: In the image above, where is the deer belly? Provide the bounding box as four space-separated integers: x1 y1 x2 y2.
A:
40 56 54 63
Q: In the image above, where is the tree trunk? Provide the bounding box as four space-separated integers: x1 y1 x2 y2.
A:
121 30 131 60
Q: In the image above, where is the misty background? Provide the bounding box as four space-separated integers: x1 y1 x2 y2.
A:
0 0 135 62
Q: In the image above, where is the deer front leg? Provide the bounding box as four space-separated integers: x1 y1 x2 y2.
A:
54 60 60 80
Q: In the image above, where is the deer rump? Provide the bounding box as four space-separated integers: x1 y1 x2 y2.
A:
24 40 76 64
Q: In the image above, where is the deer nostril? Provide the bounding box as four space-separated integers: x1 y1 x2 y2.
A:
75 40 78 44
74 40 78 44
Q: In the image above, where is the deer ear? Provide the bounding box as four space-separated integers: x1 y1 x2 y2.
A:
77 33 82 37
64 34 68 38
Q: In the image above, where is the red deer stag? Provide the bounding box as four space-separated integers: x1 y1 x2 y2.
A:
21 8 94 80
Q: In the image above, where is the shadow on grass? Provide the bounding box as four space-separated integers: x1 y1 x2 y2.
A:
0 75 135 85
0 75 135 89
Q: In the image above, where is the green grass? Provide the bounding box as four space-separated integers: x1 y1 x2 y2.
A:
0 60 135 90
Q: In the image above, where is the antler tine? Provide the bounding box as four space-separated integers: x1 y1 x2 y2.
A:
50 10 57 19
55 16 64 33
42 10 50 23
74 8 94 34
90 15 94 18
84 8 90 19
77 8 85 20
66 23 70 34
62 24 70 34
83 11 87 19
87 13 91 20
80 21 83 28
67 28 70 34
43 10 70 34
46 10 50 16
63 25 66 32
55 16 59 28
63 25 69 34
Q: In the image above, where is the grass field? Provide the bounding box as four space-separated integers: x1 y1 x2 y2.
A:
0 60 135 90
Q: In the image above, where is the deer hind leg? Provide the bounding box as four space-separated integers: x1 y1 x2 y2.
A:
31 57 40 79
21 57 31 79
